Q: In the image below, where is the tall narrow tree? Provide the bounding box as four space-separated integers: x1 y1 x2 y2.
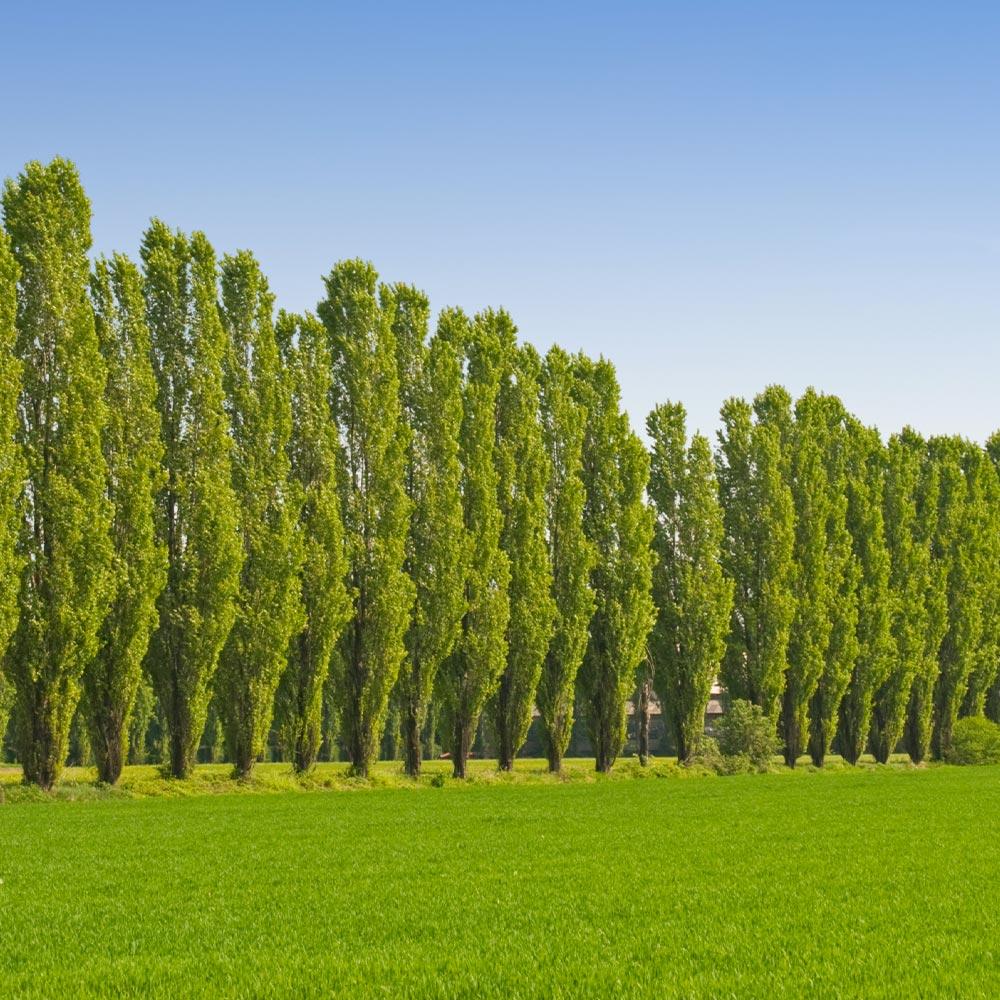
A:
807 395 859 766
647 403 732 762
872 432 925 762
318 260 413 778
493 341 555 770
216 251 302 778
383 284 466 778
438 308 510 778
574 356 654 773
142 221 243 779
903 435 948 763
716 398 795 721
0 226 24 755
929 436 982 759
536 346 595 773
984 431 1000 725
84 255 167 784
2 159 113 789
274 312 352 773
838 420 893 764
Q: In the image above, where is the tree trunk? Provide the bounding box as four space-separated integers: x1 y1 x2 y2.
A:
293 737 317 774
452 718 473 779
404 701 422 778
675 725 688 765
498 723 514 771
169 726 191 779
546 739 562 774
95 727 124 785
637 676 651 766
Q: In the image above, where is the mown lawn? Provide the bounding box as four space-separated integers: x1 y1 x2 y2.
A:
1 764 998 998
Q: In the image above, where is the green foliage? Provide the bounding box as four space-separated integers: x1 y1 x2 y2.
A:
383 285 466 777
536 346 595 772
574 356 655 772
945 715 1000 765
142 221 243 778
837 419 893 765
716 396 795 721
647 402 732 762
493 341 555 770
319 260 413 778
715 698 779 770
216 251 303 778
2 159 113 789
274 312 352 773
437 308 510 778
84 255 167 784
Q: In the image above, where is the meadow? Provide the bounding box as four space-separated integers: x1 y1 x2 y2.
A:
1 763 999 998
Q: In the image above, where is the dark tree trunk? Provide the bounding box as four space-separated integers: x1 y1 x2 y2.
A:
452 718 473 779
546 739 562 774
169 725 191 779
782 688 801 768
95 722 124 785
637 675 651 766
404 701 422 778
675 725 688 765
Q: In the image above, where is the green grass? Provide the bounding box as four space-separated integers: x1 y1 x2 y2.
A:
1 763 998 997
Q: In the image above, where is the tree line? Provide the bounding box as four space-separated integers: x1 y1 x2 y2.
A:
0 158 997 790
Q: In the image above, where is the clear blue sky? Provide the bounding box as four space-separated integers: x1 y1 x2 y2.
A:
3 2 999 441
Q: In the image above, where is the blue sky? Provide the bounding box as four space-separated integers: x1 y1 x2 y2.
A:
3 2 999 441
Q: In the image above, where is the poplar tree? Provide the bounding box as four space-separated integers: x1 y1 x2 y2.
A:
3 159 113 789
647 402 732 762
318 260 413 778
0 227 24 751
142 221 243 779
438 308 510 778
493 341 555 770
929 436 982 759
806 395 859 766
903 434 948 763
84 255 167 784
574 356 654 773
874 431 937 762
382 284 466 778
838 421 893 764
216 251 302 778
760 386 830 767
985 432 1000 725
274 312 352 773
960 448 1000 717
536 346 595 772
716 398 795 721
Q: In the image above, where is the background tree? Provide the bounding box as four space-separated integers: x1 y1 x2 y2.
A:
493 341 555 770
647 402 732 762
383 284 466 777
716 398 795 722
437 308 510 779
536 346 595 773
274 312 352 773
0 229 24 757
838 420 893 764
215 251 302 778
2 159 113 789
807 395 859 766
985 431 1000 725
318 260 413 778
928 436 982 759
574 355 654 773
84 255 167 784
142 221 243 779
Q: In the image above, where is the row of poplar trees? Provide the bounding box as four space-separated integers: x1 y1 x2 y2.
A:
2 159 998 790
0 159 653 789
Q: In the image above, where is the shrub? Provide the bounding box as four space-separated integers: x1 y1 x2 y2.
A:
715 699 779 771
685 736 725 774
946 716 1000 766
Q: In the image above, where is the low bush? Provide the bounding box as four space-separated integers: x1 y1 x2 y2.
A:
714 699 779 771
946 716 1000 765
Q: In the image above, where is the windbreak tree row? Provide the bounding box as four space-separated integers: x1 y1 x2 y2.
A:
1 158 999 790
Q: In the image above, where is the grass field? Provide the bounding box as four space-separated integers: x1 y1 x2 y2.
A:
1 763 999 998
